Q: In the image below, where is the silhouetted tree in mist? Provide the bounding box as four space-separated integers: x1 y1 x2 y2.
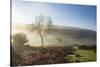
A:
32 14 53 47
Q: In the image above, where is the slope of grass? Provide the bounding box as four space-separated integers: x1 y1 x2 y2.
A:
76 49 96 62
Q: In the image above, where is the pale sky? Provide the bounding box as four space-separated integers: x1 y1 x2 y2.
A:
12 0 96 31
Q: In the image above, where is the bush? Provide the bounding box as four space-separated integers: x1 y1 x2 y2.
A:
64 55 76 63
12 33 28 45
72 46 79 51
11 33 29 66
79 45 96 50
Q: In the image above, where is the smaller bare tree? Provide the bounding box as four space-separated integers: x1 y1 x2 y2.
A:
32 14 52 47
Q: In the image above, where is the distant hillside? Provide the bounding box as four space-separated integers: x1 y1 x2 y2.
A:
51 25 96 39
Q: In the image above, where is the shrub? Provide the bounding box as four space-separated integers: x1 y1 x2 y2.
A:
64 55 76 63
12 33 28 45
72 46 79 51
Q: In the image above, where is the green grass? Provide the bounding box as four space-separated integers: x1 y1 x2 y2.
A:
75 49 96 62
64 55 76 63
64 49 96 63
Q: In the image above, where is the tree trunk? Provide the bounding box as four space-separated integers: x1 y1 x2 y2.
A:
40 34 44 48
41 37 43 48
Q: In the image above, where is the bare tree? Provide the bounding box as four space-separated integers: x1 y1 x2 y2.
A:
32 14 53 47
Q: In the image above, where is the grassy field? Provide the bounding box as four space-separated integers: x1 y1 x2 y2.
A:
75 49 96 62
64 48 96 63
